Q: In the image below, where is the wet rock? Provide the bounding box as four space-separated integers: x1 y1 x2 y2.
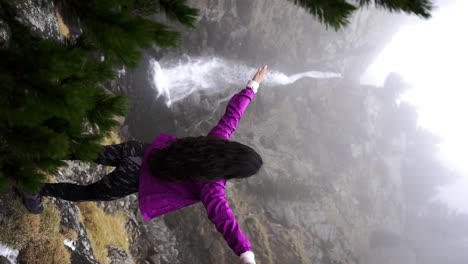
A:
0 256 11 264
53 198 100 264
15 0 61 40
108 246 132 264
0 20 9 47
70 253 101 264
147 254 160 264
136 216 180 264
316 223 339 242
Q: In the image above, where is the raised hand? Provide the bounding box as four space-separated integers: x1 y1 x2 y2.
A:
252 65 268 84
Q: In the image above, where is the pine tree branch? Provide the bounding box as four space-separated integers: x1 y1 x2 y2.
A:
63 0 180 67
158 0 199 27
290 0 433 29
289 0 357 30
358 0 432 18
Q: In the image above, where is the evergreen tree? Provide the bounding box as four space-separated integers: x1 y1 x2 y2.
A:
289 0 433 30
0 2 126 191
0 0 198 191
62 0 198 67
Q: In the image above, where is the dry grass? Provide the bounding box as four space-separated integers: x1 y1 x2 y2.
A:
244 216 274 263
0 194 72 264
45 171 58 183
283 229 311 264
0 194 41 249
101 130 121 146
40 200 62 234
60 226 79 241
78 202 130 264
54 9 70 38
19 233 71 264
20 203 74 264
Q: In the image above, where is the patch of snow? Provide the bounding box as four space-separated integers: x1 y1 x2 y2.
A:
118 67 126 78
0 242 19 264
63 239 76 251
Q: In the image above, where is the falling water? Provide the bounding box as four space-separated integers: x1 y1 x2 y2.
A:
0 242 18 264
149 56 341 107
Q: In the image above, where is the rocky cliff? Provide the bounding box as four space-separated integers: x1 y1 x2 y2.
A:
0 1 422 264
122 1 416 264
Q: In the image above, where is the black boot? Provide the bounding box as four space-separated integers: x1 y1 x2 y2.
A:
14 187 44 214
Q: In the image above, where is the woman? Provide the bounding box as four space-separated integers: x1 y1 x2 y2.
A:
18 65 268 264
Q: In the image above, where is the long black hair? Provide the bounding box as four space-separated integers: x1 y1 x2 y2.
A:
148 136 263 182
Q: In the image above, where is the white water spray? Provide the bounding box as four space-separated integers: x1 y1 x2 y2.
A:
149 56 341 107
0 242 19 264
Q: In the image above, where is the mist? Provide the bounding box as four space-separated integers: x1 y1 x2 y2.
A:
149 56 340 106
1 0 467 263
114 0 468 263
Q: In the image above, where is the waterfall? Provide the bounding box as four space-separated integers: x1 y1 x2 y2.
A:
149 56 341 107
0 242 19 264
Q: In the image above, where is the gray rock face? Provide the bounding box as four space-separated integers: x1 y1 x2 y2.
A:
70 253 101 264
0 256 11 264
15 0 62 40
122 1 416 264
108 246 132 264
0 20 9 47
135 216 180 264
53 198 101 264
4 0 428 264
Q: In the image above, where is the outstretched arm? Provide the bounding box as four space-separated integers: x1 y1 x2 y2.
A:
203 66 267 264
208 66 268 140
197 181 256 264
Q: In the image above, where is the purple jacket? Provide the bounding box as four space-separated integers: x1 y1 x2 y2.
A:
138 88 255 256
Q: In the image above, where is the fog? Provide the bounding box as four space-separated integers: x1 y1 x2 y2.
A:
120 0 468 263
361 0 468 213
